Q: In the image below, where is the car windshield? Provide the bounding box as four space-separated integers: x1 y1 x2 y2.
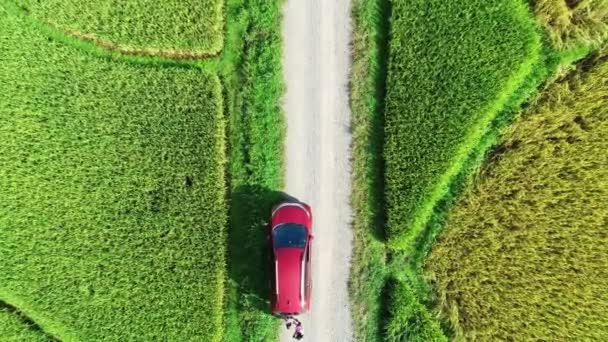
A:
273 224 307 249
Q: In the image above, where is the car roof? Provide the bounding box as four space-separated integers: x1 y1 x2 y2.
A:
275 247 305 313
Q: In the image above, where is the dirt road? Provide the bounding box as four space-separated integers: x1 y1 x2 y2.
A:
281 0 353 341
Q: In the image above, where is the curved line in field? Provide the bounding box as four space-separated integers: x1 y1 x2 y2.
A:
2 1 221 69
0 299 61 342
8 0 223 61
44 23 220 60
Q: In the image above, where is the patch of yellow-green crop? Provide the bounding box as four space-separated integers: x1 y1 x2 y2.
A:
531 0 608 50
425 53 608 341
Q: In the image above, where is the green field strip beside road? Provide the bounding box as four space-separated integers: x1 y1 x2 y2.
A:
222 0 286 340
384 0 543 251
348 0 391 340
0 4 227 340
14 0 224 58
2 0 287 340
384 279 446 342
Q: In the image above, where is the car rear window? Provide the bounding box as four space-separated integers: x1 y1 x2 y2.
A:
273 224 307 249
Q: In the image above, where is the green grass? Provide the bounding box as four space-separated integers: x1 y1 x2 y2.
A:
384 0 543 251
350 0 606 340
384 279 446 342
425 52 608 341
0 4 227 340
222 0 286 340
531 0 608 50
15 0 224 57
350 0 560 340
1 0 285 339
348 0 390 340
0 307 50 342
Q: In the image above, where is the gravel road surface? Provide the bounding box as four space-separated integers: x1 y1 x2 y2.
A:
281 0 353 341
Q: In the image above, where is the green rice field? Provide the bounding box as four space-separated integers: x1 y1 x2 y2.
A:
0 4 227 340
0 0 286 339
384 0 542 251
350 0 608 340
15 0 224 56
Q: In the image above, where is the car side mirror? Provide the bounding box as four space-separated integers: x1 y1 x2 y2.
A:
309 235 314 241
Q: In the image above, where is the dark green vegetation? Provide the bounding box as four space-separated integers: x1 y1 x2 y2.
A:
0 0 285 340
0 5 226 340
531 0 608 50
384 280 446 342
426 52 608 340
349 0 390 340
223 0 285 340
0 307 49 342
384 0 542 250
16 0 223 56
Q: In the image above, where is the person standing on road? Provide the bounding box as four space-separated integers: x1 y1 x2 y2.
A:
292 319 304 340
283 315 294 330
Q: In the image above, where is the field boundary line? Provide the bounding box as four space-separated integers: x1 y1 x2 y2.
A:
10 1 224 60
388 4 544 250
0 294 73 341
45 24 220 60
2 0 219 70
0 300 61 342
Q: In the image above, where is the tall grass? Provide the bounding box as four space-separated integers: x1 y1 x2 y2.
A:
425 52 608 341
384 0 543 251
0 4 227 340
349 0 390 340
222 0 286 340
15 0 224 57
384 279 446 342
531 0 608 50
1 0 286 339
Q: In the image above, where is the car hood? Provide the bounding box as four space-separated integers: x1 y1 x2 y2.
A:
275 247 304 313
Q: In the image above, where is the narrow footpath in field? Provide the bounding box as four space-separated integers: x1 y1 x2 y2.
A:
281 0 354 341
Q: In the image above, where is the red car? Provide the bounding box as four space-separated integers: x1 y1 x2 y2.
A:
270 201 313 315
